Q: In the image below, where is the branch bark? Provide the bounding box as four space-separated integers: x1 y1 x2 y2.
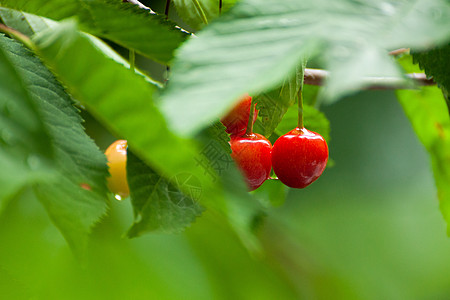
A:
303 68 434 90
0 24 34 50
389 48 410 56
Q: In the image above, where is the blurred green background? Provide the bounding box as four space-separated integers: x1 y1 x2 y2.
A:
1 87 450 299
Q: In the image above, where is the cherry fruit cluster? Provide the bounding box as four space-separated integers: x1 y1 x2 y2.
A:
221 94 329 190
104 94 329 197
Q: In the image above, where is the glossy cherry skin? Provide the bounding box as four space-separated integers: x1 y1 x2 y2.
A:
105 140 129 198
221 94 258 135
230 133 272 191
272 127 328 189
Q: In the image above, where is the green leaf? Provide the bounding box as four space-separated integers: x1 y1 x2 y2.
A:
160 0 450 136
0 34 109 258
397 87 450 234
257 66 303 137
1 0 189 64
33 19 266 246
126 151 204 237
275 105 330 142
173 0 238 30
33 20 226 214
0 8 162 88
412 43 450 106
0 35 54 212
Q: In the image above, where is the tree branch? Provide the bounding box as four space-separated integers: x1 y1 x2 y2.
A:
389 48 410 56
303 68 434 90
0 24 34 50
83 3 437 90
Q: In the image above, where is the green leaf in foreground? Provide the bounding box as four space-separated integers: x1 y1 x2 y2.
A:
397 87 450 233
1 0 188 64
33 19 267 252
0 34 110 257
161 0 450 136
0 34 54 212
33 20 225 213
127 151 204 237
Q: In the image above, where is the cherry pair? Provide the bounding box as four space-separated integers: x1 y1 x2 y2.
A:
221 94 271 190
221 94 328 190
105 94 329 197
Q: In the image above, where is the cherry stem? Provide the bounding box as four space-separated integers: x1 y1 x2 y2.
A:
246 100 256 135
219 0 223 15
297 86 304 129
129 49 135 72
297 60 307 129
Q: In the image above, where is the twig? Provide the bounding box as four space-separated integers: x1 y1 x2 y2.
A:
389 48 410 56
303 68 434 90
0 24 34 50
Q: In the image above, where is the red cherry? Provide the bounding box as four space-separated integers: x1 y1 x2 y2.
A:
230 133 272 191
272 127 328 189
221 94 258 135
